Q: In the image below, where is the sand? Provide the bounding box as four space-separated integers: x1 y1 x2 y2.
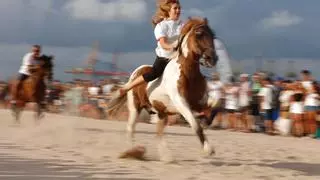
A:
0 109 319 180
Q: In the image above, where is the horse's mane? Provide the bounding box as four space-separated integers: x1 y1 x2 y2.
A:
170 17 215 59
39 55 54 81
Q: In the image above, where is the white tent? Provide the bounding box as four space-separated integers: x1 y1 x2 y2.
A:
214 38 233 83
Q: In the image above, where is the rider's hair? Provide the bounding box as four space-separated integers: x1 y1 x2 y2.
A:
152 0 180 27
32 44 41 49
301 69 311 75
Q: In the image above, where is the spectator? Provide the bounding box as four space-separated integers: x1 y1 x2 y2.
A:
224 76 239 130
258 77 274 134
279 80 294 119
206 73 224 128
300 70 313 92
304 81 319 137
289 82 305 137
239 74 252 132
251 73 262 131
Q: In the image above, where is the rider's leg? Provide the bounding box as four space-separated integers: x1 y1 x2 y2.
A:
119 56 169 96
120 76 145 95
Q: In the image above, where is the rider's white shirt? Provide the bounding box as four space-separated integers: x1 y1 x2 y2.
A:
154 19 183 58
19 52 37 75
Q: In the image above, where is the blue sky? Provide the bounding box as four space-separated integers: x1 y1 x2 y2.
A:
0 0 319 80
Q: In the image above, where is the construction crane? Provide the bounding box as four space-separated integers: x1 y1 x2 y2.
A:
64 41 129 81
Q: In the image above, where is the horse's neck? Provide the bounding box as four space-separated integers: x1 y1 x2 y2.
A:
178 53 202 79
176 52 207 111
31 72 45 83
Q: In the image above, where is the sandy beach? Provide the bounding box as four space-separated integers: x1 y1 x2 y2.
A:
0 109 319 180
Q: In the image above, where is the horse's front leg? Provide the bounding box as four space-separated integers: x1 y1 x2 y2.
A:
155 113 173 162
172 96 215 156
126 91 139 147
12 104 22 124
34 102 45 121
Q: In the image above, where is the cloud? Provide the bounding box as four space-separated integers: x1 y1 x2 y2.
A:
260 10 303 29
29 0 53 12
64 0 147 22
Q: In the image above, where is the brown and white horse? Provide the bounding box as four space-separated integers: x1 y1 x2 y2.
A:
108 17 218 160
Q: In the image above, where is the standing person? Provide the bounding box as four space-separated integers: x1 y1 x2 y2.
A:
251 73 262 131
206 73 224 128
289 82 305 137
271 77 282 123
258 77 274 134
238 74 252 132
224 76 239 130
304 81 319 137
12 45 41 105
300 70 313 93
117 0 183 97
279 80 294 119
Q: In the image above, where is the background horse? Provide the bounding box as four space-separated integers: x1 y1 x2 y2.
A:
8 55 54 123
108 17 218 160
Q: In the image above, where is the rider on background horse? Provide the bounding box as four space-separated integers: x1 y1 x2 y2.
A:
11 44 41 106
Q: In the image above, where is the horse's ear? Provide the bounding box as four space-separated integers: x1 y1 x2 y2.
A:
203 17 208 24
49 55 54 59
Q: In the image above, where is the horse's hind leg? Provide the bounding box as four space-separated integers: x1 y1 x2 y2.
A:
126 91 139 146
172 97 215 156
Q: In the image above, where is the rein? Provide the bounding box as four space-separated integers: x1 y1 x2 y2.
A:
175 33 186 56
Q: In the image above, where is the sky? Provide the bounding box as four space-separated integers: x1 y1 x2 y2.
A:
1 0 320 81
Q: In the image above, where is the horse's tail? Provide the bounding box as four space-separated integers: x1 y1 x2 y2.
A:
107 65 151 116
106 92 128 117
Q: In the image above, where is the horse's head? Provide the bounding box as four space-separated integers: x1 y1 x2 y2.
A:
38 55 54 81
178 17 218 67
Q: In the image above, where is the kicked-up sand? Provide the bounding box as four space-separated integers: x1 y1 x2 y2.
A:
0 109 319 180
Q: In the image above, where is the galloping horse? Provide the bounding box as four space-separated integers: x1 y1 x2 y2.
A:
9 55 54 122
108 17 219 159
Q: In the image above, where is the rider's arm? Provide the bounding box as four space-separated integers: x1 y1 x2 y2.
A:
158 37 175 51
154 22 175 51
22 53 35 73
23 53 34 66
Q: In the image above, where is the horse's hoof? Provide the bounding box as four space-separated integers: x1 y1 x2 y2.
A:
39 114 45 119
158 140 174 163
12 121 20 126
203 141 215 156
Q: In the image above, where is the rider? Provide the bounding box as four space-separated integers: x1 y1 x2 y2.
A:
118 0 183 97
11 45 41 105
